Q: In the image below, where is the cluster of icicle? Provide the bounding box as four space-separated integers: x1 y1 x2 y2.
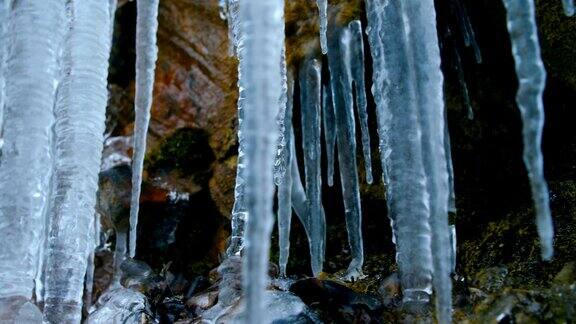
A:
221 0 565 323
0 0 159 323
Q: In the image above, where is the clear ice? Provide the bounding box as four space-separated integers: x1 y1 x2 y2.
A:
129 0 160 258
326 22 365 280
0 1 63 319
238 0 285 322
43 1 113 321
322 84 336 187
502 0 554 260
404 0 453 321
365 0 433 306
299 57 326 276
562 0 575 16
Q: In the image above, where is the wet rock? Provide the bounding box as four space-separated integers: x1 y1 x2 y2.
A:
472 266 509 293
290 278 383 323
553 262 576 285
377 273 401 308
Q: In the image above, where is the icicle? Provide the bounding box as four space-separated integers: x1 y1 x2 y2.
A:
322 84 336 187
42 1 113 322
502 0 554 260
0 1 63 320
112 230 128 288
404 0 453 321
327 25 365 280
365 0 433 306
239 0 285 321
273 47 290 186
277 74 294 277
450 0 482 63
83 214 100 316
317 0 328 54
129 0 160 258
453 45 474 120
225 0 241 57
349 20 373 184
299 57 326 276
445 112 457 214
0 0 8 143
562 0 575 16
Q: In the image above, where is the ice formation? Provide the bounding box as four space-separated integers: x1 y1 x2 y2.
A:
0 1 63 320
129 0 160 258
0 0 563 322
42 1 113 322
299 57 326 276
502 0 554 260
237 0 285 322
326 21 366 280
317 0 328 54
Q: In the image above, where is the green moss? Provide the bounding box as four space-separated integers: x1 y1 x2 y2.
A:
146 127 214 177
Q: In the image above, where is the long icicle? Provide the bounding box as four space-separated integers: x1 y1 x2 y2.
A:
322 84 336 187
277 74 294 277
42 1 113 322
404 0 453 321
239 0 285 321
349 20 373 184
129 0 160 258
365 0 434 306
327 24 365 280
502 0 554 260
300 57 326 276
0 0 7 142
0 1 63 321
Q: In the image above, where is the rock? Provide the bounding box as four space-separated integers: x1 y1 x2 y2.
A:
553 262 576 286
290 278 382 323
472 266 508 293
377 273 401 308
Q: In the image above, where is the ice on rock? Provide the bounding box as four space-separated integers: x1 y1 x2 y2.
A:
41 1 113 322
327 23 365 280
129 0 160 258
317 0 328 54
238 0 285 322
450 0 482 63
87 288 147 324
365 0 433 305
0 0 63 315
404 0 453 321
300 57 326 276
562 0 575 16
502 0 554 260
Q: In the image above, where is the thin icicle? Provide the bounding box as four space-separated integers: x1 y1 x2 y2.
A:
83 213 100 316
502 0 554 260
277 74 294 277
562 0 575 16
317 0 328 54
239 0 285 321
42 1 113 321
129 0 160 258
450 0 482 63
404 0 453 321
0 0 8 144
445 112 457 214
300 57 326 276
273 46 289 185
327 25 364 280
349 20 373 184
365 0 433 305
322 84 336 187
0 1 63 320
112 230 128 288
